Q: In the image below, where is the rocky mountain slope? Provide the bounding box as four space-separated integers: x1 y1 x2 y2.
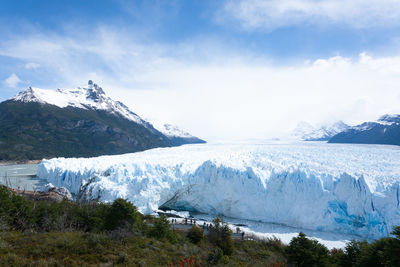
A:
329 114 400 145
0 81 205 160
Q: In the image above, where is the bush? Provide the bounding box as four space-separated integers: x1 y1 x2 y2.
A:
104 198 141 231
353 229 400 267
338 240 367 267
187 225 203 244
285 232 330 267
0 186 140 233
207 248 223 265
147 216 177 243
0 186 33 230
208 217 233 256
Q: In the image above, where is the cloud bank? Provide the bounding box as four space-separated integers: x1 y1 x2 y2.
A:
221 0 400 30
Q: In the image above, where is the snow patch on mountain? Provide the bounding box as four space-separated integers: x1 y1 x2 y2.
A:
11 80 147 126
37 142 400 239
292 121 350 141
378 114 400 124
149 120 195 138
334 114 400 134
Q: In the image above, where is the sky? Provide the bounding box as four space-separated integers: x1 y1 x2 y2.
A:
1 0 400 140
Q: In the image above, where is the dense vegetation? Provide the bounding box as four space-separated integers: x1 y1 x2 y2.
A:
0 185 399 266
0 101 169 160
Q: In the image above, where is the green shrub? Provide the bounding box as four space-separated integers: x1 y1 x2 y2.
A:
0 185 132 233
354 229 400 267
338 240 367 267
147 216 177 243
208 217 233 256
0 186 33 230
329 248 346 266
104 198 140 231
207 248 223 265
285 232 330 267
187 225 204 244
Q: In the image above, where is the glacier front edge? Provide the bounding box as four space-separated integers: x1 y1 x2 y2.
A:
37 142 400 239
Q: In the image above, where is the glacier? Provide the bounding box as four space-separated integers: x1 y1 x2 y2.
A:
37 142 400 239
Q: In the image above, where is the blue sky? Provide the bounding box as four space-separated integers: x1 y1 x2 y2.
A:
2 0 400 139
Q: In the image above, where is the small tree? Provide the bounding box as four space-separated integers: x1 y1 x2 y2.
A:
104 198 140 231
187 225 204 244
356 226 400 267
148 216 177 243
285 232 330 267
339 240 367 267
150 216 170 238
208 217 233 255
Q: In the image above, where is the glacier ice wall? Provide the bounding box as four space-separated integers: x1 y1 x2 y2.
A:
37 142 400 239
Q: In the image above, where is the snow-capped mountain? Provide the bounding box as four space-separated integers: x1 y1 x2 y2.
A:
12 80 149 127
0 81 205 160
149 120 206 146
329 114 400 145
292 121 350 141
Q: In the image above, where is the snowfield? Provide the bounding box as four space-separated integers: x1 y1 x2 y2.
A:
37 142 400 239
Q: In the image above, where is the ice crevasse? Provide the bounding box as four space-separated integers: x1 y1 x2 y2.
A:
37 142 400 239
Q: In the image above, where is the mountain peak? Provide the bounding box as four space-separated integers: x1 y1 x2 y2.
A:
10 81 146 125
378 114 400 124
12 86 41 103
85 81 106 102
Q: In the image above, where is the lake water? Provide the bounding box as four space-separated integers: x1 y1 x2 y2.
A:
0 163 45 191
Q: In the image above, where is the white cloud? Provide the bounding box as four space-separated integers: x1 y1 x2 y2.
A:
24 62 40 70
3 73 22 88
1 27 400 140
221 0 400 30
113 54 400 140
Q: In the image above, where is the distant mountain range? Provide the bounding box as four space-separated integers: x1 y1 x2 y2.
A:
0 80 205 161
329 114 400 146
292 114 400 146
292 121 350 141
